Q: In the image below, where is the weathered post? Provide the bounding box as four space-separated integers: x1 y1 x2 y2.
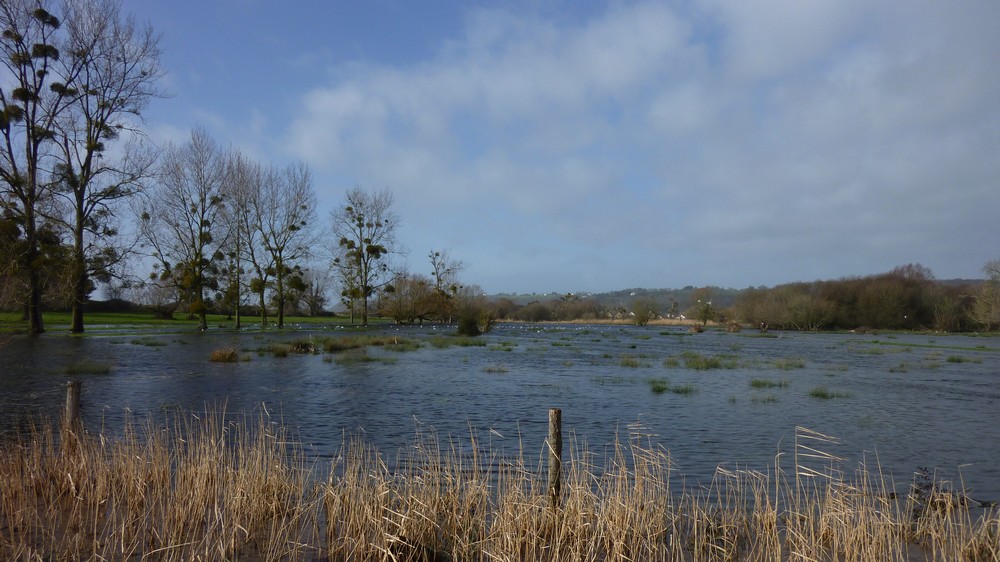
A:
547 407 562 511
64 380 81 432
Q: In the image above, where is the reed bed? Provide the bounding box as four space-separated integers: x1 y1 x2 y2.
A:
1 414 997 561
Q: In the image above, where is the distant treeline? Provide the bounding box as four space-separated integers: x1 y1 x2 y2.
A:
488 264 996 332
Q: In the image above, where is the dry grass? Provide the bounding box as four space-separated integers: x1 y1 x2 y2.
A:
1 415 997 561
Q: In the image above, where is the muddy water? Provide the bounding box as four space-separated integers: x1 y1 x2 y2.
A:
2 324 998 500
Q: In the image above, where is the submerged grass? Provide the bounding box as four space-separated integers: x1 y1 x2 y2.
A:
1 415 995 561
809 386 853 399
64 360 113 374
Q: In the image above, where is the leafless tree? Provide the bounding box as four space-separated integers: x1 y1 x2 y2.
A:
52 0 163 332
330 186 399 326
257 162 316 327
137 127 229 330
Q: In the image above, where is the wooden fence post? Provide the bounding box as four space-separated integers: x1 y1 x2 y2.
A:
64 380 81 432
547 407 562 511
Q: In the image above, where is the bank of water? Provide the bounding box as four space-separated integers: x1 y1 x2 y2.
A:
1 324 998 501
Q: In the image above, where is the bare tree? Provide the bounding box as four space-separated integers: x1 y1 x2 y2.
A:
258 162 316 327
223 151 270 327
137 127 228 330
53 0 162 332
330 186 399 326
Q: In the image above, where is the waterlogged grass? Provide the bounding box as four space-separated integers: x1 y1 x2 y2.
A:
1 413 996 561
809 386 853 399
334 348 398 365
946 354 982 364
619 354 651 368
129 337 167 347
64 360 112 375
482 363 509 373
752 394 779 404
672 350 738 370
428 335 487 349
646 377 697 395
750 378 789 389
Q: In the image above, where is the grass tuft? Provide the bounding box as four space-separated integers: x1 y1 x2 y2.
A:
209 347 240 363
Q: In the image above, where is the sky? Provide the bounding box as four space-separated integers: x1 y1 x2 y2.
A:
126 0 1000 294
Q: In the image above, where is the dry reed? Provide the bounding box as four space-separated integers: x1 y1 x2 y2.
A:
1 413 997 561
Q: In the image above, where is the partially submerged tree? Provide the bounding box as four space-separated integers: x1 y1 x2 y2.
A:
330 186 399 326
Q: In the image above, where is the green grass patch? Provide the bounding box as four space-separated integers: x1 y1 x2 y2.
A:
483 363 509 373
752 394 779 404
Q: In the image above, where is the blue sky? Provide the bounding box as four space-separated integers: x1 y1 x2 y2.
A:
128 0 1000 294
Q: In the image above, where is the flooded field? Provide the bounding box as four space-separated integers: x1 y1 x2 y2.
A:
2 323 998 500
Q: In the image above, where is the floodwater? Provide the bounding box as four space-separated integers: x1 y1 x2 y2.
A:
2 323 998 501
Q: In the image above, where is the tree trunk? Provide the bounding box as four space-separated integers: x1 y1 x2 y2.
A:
70 216 86 334
24 206 44 335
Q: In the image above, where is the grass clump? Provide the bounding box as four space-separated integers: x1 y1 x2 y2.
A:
209 347 240 363
482 363 509 373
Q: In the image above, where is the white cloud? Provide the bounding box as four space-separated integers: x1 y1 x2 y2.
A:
280 0 1000 291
